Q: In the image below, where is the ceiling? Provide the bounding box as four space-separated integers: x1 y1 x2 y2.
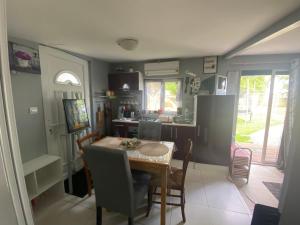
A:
239 26 300 56
7 0 300 62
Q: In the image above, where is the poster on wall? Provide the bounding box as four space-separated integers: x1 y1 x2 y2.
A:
203 56 218 74
8 42 41 74
63 99 90 133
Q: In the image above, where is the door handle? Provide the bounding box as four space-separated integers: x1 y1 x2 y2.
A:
175 127 178 139
115 125 124 127
204 128 208 144
197 125 200 137
170 127 173 140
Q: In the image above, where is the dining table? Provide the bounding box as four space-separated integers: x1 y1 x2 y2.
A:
92 136 175 225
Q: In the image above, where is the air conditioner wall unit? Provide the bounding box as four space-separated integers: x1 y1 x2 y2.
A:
144 61 180 76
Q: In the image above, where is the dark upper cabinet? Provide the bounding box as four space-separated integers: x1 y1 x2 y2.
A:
193 95 235 166
108 72 142 91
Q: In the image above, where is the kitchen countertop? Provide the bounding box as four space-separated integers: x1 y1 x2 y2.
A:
112 119 196 127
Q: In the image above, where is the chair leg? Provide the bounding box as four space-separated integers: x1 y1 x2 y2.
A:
146 186 153 217
128 217 134 225
84 166 92 197
96 207 102 225
167 188 171 195
180 190 186 223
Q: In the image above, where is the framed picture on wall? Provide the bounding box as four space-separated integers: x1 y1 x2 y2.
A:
8 42 41 74
203 56 218 74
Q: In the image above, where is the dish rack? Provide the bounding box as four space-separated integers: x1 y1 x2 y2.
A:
230 144 253 183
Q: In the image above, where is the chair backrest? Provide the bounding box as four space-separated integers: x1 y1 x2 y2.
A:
83 145 135 216
138 121 162 141
77 131 101 153
181 139 193 187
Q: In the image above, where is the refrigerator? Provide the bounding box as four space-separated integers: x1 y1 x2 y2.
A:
193 95 235 166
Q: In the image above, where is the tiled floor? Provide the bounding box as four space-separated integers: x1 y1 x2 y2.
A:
34 161 252 225
234 164 284 213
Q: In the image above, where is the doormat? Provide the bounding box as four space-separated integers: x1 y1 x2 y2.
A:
263 182 282 200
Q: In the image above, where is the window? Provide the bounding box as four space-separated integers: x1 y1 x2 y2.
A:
145 79 182 112
55 71 81 86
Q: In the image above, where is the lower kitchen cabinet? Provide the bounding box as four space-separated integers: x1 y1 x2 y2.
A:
112 122 138 138
162 125 195 160
112 122 195 160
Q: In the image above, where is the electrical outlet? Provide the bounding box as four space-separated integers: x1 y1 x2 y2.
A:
29 107 38 115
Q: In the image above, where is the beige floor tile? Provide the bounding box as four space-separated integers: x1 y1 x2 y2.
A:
170 204 212 225
137 204 172 225
234 164 284 213
203 175 249 214
35 161 252 225
209 207 251 225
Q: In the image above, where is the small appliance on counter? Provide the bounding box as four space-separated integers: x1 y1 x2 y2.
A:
110 90 143 120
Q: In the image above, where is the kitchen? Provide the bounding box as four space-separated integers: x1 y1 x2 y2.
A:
97 62 235 166
3 1 300 225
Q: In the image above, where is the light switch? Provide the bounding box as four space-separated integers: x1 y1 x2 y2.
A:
29 107 38 115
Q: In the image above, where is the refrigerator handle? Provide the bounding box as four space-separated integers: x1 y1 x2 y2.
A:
204 128 208 144
170 126 173 140
197 125 200 137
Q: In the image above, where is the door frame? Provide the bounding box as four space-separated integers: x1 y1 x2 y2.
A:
236 70 289 165
0 0 35 224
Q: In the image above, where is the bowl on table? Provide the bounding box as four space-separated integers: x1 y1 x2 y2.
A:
120 138 141 150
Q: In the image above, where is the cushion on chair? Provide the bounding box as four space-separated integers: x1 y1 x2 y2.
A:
150 167 183 190
138 121 162 141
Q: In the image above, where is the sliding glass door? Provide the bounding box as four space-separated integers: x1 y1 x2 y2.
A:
235 70 289 164
263 74 289 163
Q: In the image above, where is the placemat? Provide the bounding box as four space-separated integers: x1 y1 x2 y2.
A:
139 143 169 156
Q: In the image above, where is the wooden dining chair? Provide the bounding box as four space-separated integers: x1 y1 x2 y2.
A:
147 139 193 223
138 121 162 141
76 131 102 196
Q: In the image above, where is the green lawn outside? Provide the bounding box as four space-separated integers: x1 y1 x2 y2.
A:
235 117 282 143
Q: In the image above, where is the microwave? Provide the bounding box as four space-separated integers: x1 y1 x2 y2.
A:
200 75 227 95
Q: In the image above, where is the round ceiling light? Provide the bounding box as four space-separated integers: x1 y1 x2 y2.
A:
117 38 138 51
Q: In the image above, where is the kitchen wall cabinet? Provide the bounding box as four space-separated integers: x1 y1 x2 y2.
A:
108 72 143 91
193 95 235 166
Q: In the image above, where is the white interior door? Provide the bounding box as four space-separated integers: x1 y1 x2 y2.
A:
39 46 90 177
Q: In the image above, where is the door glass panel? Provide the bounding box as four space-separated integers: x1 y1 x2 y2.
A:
164 80 181 112
236 75 271 163
145 81 162 111
55 71 81 86
265 75 289 162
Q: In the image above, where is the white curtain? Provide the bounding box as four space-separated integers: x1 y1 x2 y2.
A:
227 71 240 140
277 59 300 170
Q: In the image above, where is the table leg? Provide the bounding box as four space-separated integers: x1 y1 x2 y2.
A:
160 166 167 225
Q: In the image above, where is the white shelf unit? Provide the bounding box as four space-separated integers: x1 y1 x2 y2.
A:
23 155 63 200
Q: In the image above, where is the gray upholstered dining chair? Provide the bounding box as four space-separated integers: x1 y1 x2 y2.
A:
83 145 151 225
138 121 162 141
